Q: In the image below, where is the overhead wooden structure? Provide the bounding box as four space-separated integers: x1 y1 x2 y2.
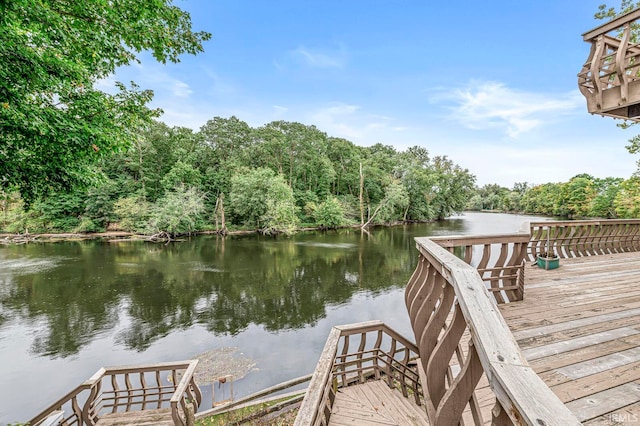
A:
579 8 640 120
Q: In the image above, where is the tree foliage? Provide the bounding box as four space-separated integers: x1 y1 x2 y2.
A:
2 114 481 235
466 174 638 219
0 0 211 203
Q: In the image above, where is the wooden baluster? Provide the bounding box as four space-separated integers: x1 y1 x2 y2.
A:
594 223 605 255
71 395 83 425
613 222 624 253
454 345 483 425
509 242 526 301
398 346 410 398
357 332 366 384
426 303 467 410
417 277 450 362
620 223 631 252
434 341 483 426
339 335 349 386
558 224 572 258
529 225 543 260
582 222 595 256
604 223 614 254
592 35 606 109
492 243 510 302
630 222 640 251
410 266 441 342
155 370 162 409
373 329 383 379
191 376 203 408
405 256 425 308
407 261 433 331
618 23 631 103
110 374 119 413
124 372 133 411
83 381 102 424
140 372 148 410
463 245 473 264
387 338 397 388
491 399 513 425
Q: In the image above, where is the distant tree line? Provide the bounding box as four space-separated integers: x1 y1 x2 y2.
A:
467 174 640 218
0 117 477 235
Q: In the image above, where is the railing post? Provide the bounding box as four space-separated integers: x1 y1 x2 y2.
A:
491 400 512 425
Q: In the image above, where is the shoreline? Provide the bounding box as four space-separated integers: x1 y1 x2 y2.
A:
0 219 438 244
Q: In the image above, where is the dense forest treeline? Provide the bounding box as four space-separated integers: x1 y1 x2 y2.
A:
468 174 640 219
0 117 478 235
3 115 640 237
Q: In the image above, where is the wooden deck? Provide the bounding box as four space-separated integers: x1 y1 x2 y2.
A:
499 251 640 425
328 381 428 426
326 251 640 426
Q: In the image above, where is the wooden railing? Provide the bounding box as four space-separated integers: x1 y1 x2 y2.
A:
579 8 640 120
407 238 580 425
431 233 529 303
29 360 202 426
529 219 640 259
294 320 423 426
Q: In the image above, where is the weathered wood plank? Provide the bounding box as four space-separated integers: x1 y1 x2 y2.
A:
555 346 640 379
95 408 174 426
516 313 640 349
521 327 640 360
551 360 640 403
328 382 427 426
583 401 640 425
512 307 640 340
529 334 640 374
565 383 640 422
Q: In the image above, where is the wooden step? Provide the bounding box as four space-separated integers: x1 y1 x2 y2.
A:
95 408 174 426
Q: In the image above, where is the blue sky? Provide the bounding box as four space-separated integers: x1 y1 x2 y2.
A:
100 0 639 187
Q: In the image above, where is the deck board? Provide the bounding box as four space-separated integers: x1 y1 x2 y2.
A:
498 252 640 425
328 381 428 426
95 408 174 425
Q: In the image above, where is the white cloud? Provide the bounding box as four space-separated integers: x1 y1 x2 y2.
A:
442 142 636 187
291 45 347 69
431 81 583 138
171 80 192 98
95 63 192 99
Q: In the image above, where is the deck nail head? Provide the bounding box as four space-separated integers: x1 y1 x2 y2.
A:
536 420 546 426
497 355 505 361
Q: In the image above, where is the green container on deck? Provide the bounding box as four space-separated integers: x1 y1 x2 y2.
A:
537 255 560 270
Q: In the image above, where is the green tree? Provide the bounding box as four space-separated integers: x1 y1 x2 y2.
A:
559 175 597 218
614 177 640 217
147 185 206 235
429 156 476 220
229 167 298 233
0 0 211 203
590 177 623 218
310 197 348 228
113 194 152 232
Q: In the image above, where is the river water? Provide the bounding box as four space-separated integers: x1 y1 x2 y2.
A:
0 212 549 424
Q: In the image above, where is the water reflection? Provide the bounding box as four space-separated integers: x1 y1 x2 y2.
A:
0 212 548 423
2 227 419 357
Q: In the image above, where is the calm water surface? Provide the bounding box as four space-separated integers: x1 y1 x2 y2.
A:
0 212 549 424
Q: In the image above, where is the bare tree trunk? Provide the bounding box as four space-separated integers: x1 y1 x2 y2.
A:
361 202 384 229
220 193 226 232
213 195 220 232
359 162 364 226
